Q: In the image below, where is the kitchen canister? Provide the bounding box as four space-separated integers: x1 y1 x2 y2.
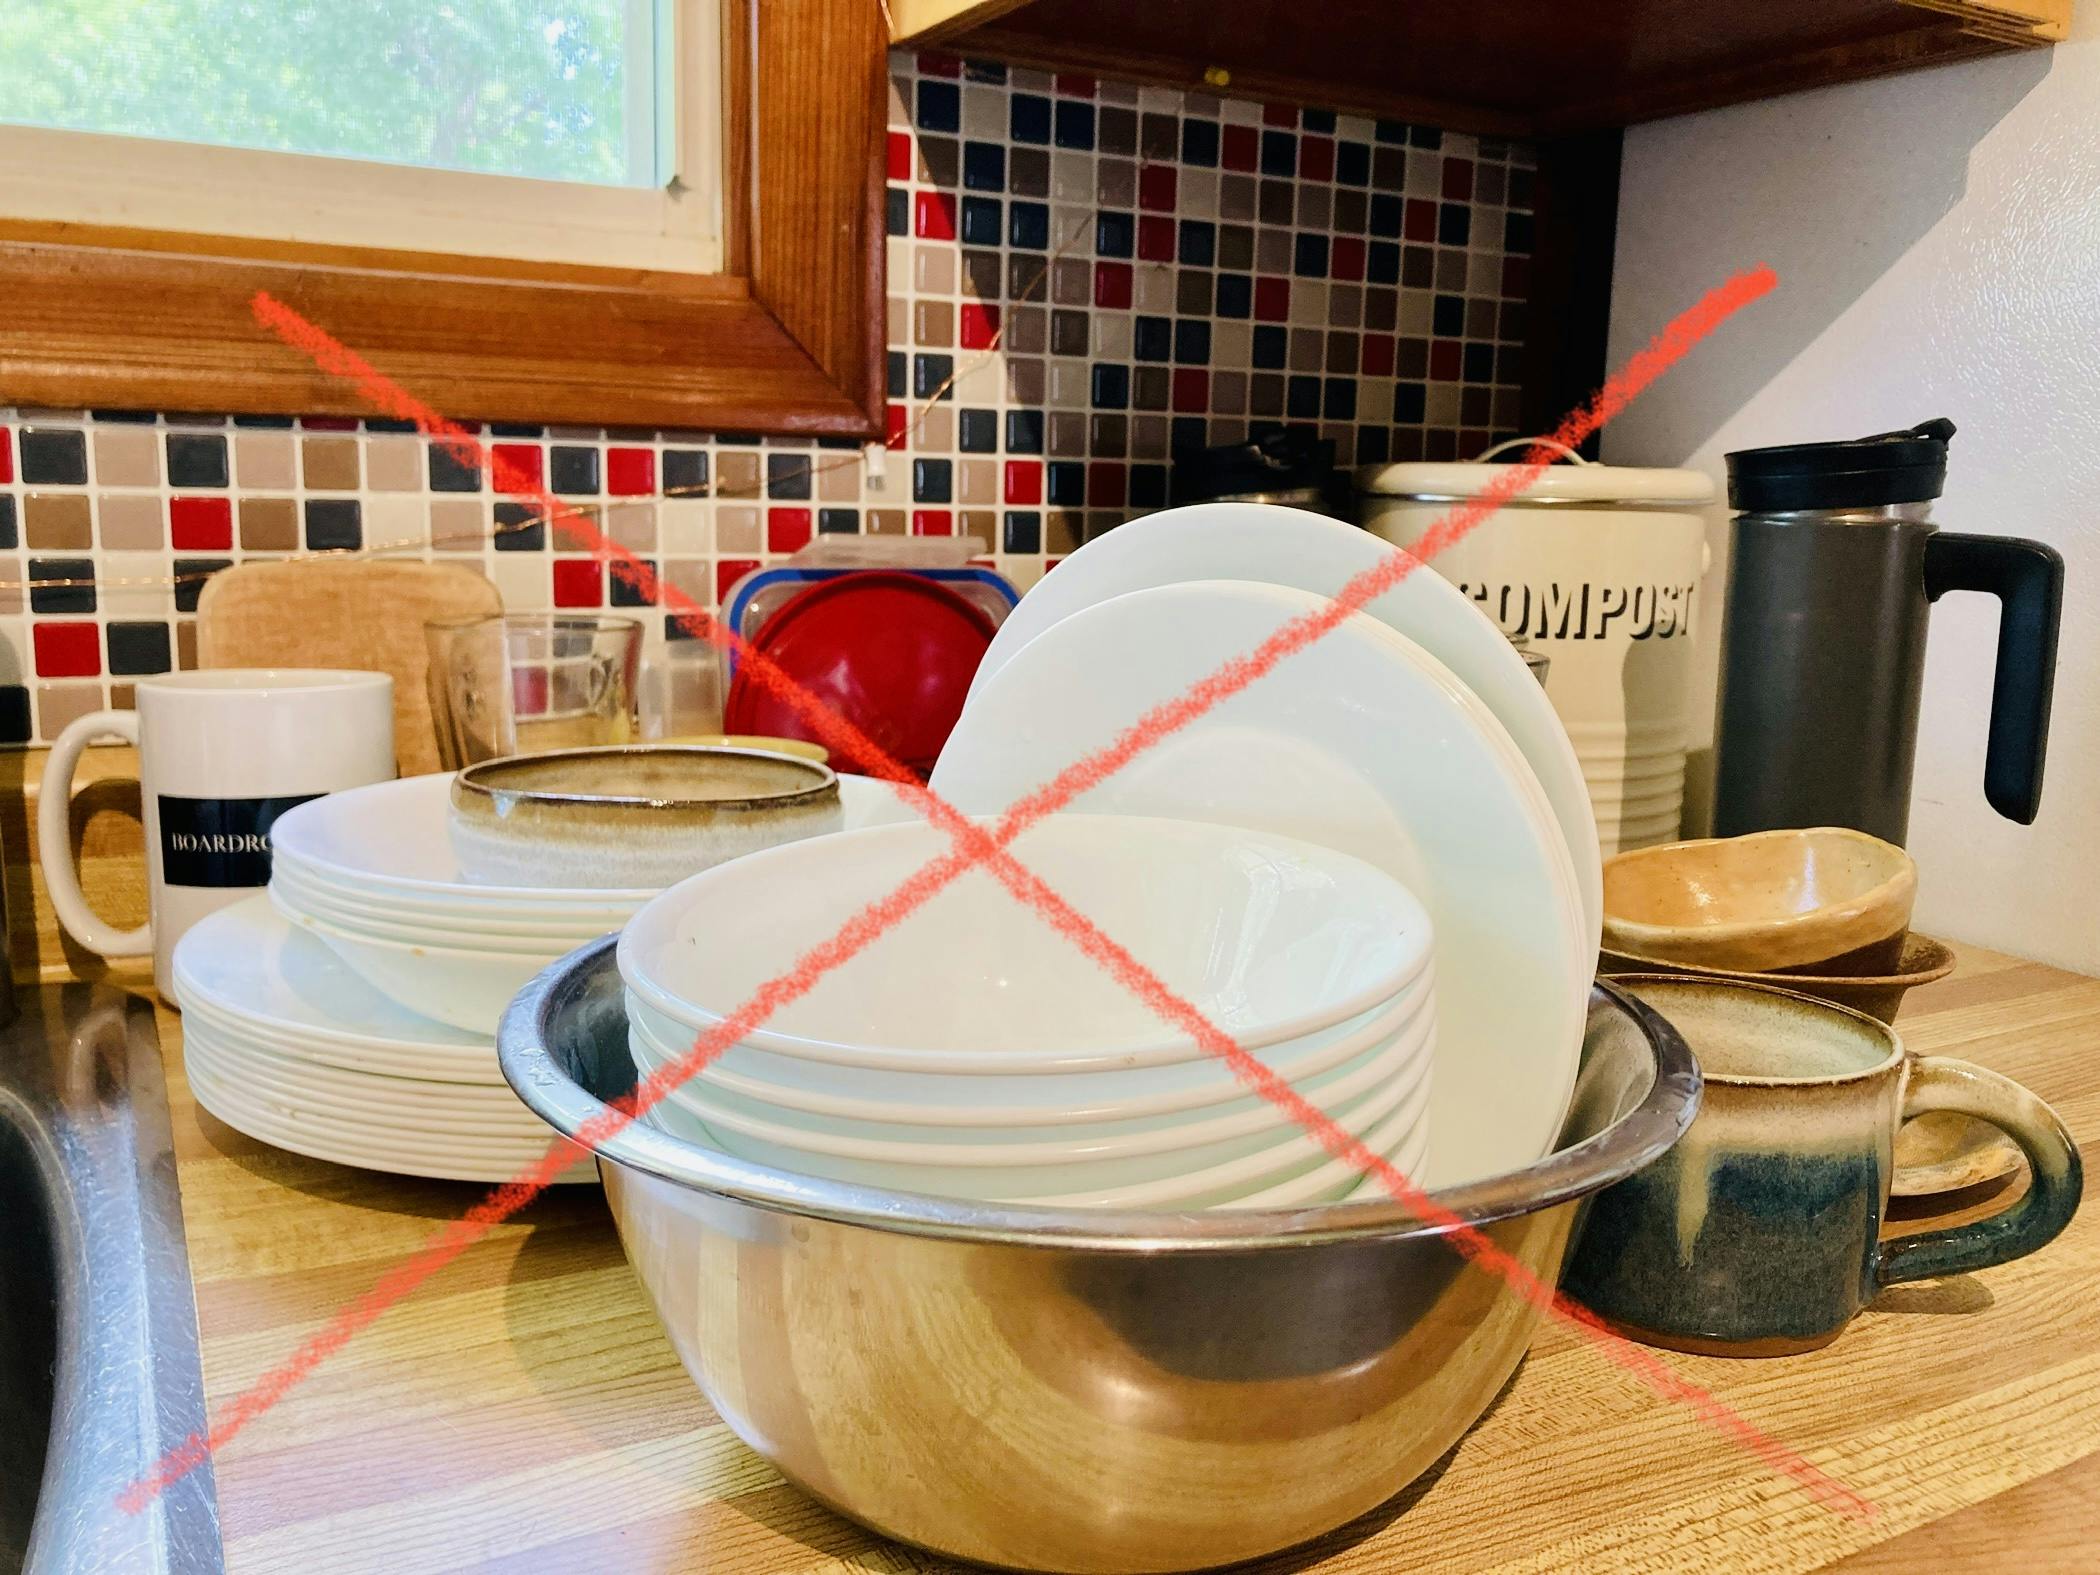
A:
1357 439 1716 855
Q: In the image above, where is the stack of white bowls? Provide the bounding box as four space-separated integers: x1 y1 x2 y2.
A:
618 815 1436 1209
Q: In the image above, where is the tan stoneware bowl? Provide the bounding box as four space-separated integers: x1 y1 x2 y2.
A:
1597 930 1955 1026
449 744 841 889
1601 827 1917 975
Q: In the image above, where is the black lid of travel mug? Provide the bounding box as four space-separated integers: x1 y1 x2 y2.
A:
1726 417 1955 512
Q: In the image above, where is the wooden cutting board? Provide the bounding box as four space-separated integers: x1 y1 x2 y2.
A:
195 559 502 776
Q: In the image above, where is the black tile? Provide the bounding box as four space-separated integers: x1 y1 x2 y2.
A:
1464 342 1496 382
1434 294 1467 336
1324 378 1357 420
429 444 483 492
958 408 998 453
1008 200 1050 250
1091 364 1130 409
1095 210 1134 258
818 508 860 535
1402 245 1435 288
493 501 545 551
1259 129 1296 177
1177 219 1215 267
964 57 1006 82
1374 118 1409 144
885 186 908 236
1217 224 1255 271
1499 344 1526 381
961 196 1002 247
1007 146 1050 196
364 418 420 434
1293 233 1330 278
29 558 95 615
1133 316 1172 362
165 433 229 488
106 620 172 676
915 79 960 132
91 409 156 424
1511 168 1536 206
1173 319 1211 364
663 448 708 495
816 435 859 451
962 140 1005 191
1096 105 1137 157
1132 367 1171 411
1170 416 1208 453
913 458 953 503
1129 464 1169 509
1395 382 1427 423
1409 124 1443 149
231 415 296 429
304 499 362 550
914 353 954 402
1180 118 1219 167
1005 409 1044 454
1046 461 1085 507
887 350 908 399
0 687 28 744
1287 376 1322 419
550 446 600 495
1336 140 1371 186
0 497 14 549
1053 100 1094 150
1357 426 1392 465
1438 204 1471 246
768 454 812 499
1505 212 1535 253
173 559 230 613
612 563 658 607
918 135 959 188
19 428 87 485
1302 109 1337 133
490 423 545 438
1252 325 1289 369
663 612 704 641
1010 93 1051 144
1215 273 1252 319
1369 193 1404 238
1002 511 1041 553
1368 241 1401 284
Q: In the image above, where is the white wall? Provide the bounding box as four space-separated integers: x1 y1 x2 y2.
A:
1603 19 2100 973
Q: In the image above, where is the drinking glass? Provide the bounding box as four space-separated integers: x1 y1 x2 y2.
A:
425 614 642 768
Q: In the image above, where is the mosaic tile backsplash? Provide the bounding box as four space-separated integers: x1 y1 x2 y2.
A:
0 49 1536 745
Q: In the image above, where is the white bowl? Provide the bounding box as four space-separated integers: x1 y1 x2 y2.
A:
270 874 615 958
269 858 636 940
271 894 552 1033
621 814 1434 1068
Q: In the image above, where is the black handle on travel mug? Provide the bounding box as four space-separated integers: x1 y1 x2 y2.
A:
1922 532 2063 824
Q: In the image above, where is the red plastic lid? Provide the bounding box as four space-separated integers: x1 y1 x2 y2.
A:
723 570 997 778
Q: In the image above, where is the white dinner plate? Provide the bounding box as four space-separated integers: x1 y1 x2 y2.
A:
933 579 1588 1185
960 502 1600 944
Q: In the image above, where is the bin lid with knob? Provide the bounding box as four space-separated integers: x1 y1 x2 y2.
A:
1357 437 1713 508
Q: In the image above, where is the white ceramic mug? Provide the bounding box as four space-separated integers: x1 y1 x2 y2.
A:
38 669 396 994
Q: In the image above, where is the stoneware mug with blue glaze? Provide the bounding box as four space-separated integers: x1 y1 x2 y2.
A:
1564 976 2082 1356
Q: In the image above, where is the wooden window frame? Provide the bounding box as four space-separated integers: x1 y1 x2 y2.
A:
0 0 885 438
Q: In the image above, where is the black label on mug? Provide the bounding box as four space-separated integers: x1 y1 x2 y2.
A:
158 794 320 888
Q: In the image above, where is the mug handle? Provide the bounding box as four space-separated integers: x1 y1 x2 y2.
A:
1875 1056 2083 1286
36 709 151 959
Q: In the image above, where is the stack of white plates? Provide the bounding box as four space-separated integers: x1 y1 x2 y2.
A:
619 815 1436 1208
173 896 594 1183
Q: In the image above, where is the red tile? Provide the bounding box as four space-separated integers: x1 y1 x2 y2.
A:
1138 164 1178 211
34 622 100 679
887 130 913 182
886 402 911 448
912 509 954 536
1253 276 1291 322
607 447 656 496
768 507 813 553
1136 216 1176 263
552 559 603 607
169 496 232 551
1093 261 1133 310
300 416 358 431
917 51 961 77
959 301 1000 350
1430 340 1463 381
1297 136 1335 182
1003 460 1043 505
716 558 759 603
1044 556 1063 572
490 442 543 494
1055 72 1095 96
1404 199 1438 242
0 429 11 484
1221 124 1259 173
1171 368 1210 413
1262 102 1298 127
1502 256 1530 297
1461 428 1492 454
1442 158 1475 200
1360 334 1397 377
914 190 956 241
1086 462 1126 507
1330 236 1367 282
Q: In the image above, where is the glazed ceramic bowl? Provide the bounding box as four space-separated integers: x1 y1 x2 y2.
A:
621 814 1435 1066
1597 931 1956 1025
1601 826 1917 974
500 941 1698 1572
449 745 842 888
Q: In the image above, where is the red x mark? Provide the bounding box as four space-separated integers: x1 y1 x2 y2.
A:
123 261 1874 1527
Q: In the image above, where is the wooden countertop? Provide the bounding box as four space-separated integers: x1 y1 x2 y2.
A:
157 941 2100 1574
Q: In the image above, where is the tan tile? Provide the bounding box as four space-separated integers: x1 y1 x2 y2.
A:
816 461 859 504
664 559 711 603
93 427 160 487
0 555 21 615
26 493 92 549
37 683 106 742
239 497 299 551
914 300 953 348
959 509 996 551
914 407 953 452
97 494 163 550
606 502 656 551
1047 511 1083 554
234 431 296 489
716 506 760 553
915 246 956 295
366 435 425 493
887 296 909 344
176 621 198 671
715 453 761 501
302 436 360 490
866 508 906 536
428 499 488 553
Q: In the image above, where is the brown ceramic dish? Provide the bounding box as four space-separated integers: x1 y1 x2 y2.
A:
1598 931 1956 1025
449 744 842 889
1602 826 1917 975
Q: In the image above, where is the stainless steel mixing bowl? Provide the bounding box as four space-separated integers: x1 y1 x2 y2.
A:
500 940 1698 1573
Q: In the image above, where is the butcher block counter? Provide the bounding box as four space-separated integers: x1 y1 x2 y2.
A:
155 941 2100 1574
